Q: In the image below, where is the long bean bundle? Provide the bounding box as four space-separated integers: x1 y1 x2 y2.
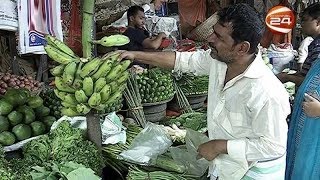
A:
174 81 194 114
123 72 147 127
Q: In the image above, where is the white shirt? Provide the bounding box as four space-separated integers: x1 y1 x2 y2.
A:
174 50 290 180
297 36 314 64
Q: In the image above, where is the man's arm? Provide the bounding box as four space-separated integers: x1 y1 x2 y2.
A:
142 32 166 50
119 50 213 75
120 51 176 69
276 72 304 86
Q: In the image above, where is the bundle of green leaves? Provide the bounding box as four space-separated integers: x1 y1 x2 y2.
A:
0 121 104 179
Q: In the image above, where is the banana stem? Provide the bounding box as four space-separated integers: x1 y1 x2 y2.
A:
82 0 104 175
82 0 95 58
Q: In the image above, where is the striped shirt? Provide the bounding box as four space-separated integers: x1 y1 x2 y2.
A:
301 36 320 76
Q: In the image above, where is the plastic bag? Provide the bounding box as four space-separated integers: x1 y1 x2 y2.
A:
170 129 210 177
119 122 172 165
267 43 297 74
51 113 127 145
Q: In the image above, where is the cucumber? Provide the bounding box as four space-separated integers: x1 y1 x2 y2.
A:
154 155 186 173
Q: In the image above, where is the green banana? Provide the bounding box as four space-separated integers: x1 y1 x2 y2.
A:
75 90 88 103
118 84 127 92
91 60 113 81
102 51 120 64
119 60 132 71
55 77 76 93
61 101 76 108
72 62 83 89
76 104 91 114
94 104 107 111
82 77 94 97
100 84 111 102
80 58 102 78
91 35 130 47
88 93 102 108
105 91 122 105
54 89 68 100
109 81 118 94
105 64 123 82
116 71 129 85
64 94 78 105
62 61 77 85
45 35 77 58
94 77 107 93
50 64 65 76
44 45 78 64
61 107 80 117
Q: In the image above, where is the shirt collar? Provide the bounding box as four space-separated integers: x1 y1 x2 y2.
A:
242 51 267 79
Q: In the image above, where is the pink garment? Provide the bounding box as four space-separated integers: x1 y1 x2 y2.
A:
178 0 206 27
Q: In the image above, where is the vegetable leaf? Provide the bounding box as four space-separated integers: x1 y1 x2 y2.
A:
66 167 101 180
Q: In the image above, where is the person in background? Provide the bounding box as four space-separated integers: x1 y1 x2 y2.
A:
285 3 320 180
296 36 313 72
118 3 290 179
120 5 167 68
277 3 320 86
122 5 167 51
131 0 168 11
153 0 168 11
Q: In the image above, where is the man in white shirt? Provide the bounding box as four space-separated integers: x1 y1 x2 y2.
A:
119 3 290 180
296 36 313 71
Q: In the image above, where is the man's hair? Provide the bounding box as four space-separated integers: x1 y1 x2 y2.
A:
303 3 320 20
127 5 144 20
218 3 264 54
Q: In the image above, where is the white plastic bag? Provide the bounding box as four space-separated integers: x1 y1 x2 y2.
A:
267 43 297 74
51 113 127 145
119 122 172 165
170 129 210 177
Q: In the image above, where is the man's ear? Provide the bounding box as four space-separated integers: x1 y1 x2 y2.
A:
237 41 251 55
129 16 134 22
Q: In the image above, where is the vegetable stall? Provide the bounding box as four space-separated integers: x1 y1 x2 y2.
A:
0 0 300 179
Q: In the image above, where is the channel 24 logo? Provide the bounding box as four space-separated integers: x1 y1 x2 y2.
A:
266 6 295 34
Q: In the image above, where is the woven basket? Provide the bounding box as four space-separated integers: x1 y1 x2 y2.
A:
187 12 219 42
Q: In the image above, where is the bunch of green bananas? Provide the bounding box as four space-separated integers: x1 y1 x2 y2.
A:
44 35 131 116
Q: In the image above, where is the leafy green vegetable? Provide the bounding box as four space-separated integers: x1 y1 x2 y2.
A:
66 167 100 180
23 135 51 163
50 121 103 174
0 146 15 180
165 112 207 131
30 161 100 180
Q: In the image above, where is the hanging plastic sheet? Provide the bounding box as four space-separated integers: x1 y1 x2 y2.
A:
17 0 63 54
0 0 18 31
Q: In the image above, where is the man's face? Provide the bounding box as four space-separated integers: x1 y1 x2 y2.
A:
207 22 238 64
131 11 146 29
301 14 319 37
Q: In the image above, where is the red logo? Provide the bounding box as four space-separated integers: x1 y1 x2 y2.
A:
265 6 295 34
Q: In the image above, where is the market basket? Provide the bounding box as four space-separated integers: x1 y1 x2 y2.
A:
187 12 218 42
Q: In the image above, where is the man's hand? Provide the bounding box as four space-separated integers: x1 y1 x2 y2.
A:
276 72 288 83
197 140 227 161
303 93 320 118
158 32 167 39
117 50 135 61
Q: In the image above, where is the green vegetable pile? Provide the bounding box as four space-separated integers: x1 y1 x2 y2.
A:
40 88 62 119
30 161 100 180
136 68 175 103
176 73 209 96
164 112 207 131
0 121 103 179
0 89 57 146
